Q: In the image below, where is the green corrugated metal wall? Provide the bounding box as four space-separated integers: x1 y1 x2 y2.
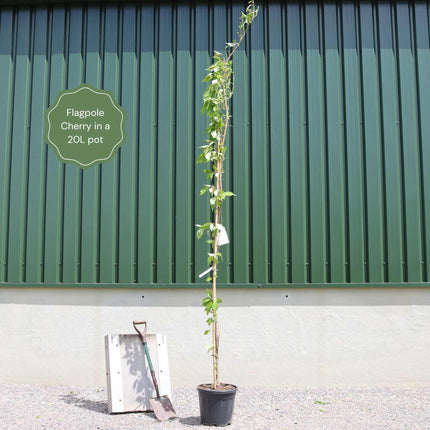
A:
0 1 429 288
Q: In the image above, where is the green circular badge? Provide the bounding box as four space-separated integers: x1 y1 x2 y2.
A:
45 84 126 168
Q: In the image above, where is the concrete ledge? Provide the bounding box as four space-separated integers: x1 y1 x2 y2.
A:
0 288 429 387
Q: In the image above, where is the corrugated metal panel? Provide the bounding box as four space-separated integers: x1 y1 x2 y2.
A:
0 1 429 288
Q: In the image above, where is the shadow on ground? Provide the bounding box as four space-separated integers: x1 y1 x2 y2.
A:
179 416 201 426
60 393 202 425
59 393 109 414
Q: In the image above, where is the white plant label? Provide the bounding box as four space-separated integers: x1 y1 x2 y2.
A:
198 266 213 279
217 225 230 246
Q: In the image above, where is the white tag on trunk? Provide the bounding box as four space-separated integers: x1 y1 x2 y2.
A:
198 266 213 279
217 225 230 246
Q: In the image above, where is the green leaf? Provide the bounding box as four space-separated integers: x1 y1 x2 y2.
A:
196 229 204 239
196 152 207 164
200 185 210 196
203 330 211 336
196 222 211 233
204 169 214 180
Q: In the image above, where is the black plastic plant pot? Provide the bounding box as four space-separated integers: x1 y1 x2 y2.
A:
197 384 238 426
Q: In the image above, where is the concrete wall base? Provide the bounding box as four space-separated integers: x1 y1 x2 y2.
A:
0 288 429 388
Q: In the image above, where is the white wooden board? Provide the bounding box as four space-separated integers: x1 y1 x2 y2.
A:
104 333 172 414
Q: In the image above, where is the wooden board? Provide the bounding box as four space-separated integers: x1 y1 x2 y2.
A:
104 333 172 414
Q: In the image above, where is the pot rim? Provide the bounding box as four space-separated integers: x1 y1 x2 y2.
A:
197 383 238 393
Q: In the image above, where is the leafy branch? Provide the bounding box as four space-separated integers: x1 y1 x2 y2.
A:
196 0 259 390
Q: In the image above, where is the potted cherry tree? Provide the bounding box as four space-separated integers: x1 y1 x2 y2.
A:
195 1 259 426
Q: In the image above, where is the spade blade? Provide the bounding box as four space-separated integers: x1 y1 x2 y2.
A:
150 396 177 421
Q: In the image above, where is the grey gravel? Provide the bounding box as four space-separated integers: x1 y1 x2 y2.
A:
0 383 429 430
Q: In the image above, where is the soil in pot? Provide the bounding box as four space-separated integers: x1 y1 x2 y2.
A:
198 383 238 426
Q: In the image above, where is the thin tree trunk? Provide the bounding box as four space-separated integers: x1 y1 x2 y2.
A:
212 155 222 389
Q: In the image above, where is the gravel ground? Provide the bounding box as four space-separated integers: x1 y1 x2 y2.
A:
0 383 429 430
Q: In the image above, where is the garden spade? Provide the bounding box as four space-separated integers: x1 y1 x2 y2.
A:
133 321 176 421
